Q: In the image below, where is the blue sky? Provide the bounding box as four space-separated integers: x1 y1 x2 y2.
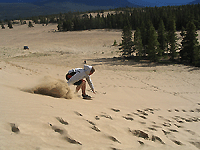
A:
128 0 194 6
0 0 195 6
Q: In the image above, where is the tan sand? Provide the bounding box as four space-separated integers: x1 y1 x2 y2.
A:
0 23 200 150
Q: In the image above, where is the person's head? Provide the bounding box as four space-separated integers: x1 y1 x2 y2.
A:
89 67 95 75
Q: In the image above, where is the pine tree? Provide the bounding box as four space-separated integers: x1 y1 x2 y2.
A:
119 25 134 57
62 20 72 31
180 26 186 38
1 24 5 29
28 21 34 27
134 28 143 58
168 17 178 61
158 19 167 56
180 20 200 66
8 21 13 29
140 21 147 47
147 22 160 62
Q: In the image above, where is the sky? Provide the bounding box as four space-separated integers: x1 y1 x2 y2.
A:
0 0 195 7
128 0 194 6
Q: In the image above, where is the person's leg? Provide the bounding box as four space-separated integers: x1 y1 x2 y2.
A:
76 80 86 95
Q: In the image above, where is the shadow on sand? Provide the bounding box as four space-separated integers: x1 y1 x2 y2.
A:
88 56 182 68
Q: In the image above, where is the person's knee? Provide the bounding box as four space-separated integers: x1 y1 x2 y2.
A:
79 80 86 86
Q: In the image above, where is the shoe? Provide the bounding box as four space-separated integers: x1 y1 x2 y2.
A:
82 94 91 99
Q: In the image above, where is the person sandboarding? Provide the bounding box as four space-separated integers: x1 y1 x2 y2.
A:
66 65 96 99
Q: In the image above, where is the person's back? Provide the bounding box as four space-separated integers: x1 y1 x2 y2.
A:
66 65 95 99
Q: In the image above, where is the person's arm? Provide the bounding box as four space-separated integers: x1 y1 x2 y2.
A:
86 76 95 93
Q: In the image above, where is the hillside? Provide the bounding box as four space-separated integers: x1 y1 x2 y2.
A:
0 0 140 20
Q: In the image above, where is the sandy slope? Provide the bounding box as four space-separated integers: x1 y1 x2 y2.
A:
0 23 200 150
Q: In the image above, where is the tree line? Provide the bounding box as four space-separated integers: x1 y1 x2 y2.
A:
2 4 200 31
120 18 200 66
54 4 200 31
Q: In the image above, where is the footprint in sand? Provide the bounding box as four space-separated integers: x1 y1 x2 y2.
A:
86 120 96 125
56 117 69 125
137 110 148 116
123 116 134 121
175 109 180 112
111 108 120 112
49 123 82 145
139 121 146 124
100 112 113 120
172 116 185 123
148 127 157 131
108 135 121 144
171 140 183 145
64 136 82 145
152 124 162 128
138 140 145 145
174 124 183 128
144 108 155 114
189 141 200 149
169 129 178 133
95 116 100 120
162 129 171 135
139 115 147 119
151 135 165 144
111 147 121 150
129 129 149 140
91 125 101 132
196 108 200 112
185 129 196 135
163 122 171 127
74 111 83 116
10 123 20 133
49 123 65 135
129 128 165 144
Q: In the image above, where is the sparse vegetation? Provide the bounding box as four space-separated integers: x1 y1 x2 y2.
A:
112 40 117 46
7 21 13 29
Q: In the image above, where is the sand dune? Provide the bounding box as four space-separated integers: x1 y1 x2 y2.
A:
0 23 200 150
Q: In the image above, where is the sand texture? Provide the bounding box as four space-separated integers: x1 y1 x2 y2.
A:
0 24 200 150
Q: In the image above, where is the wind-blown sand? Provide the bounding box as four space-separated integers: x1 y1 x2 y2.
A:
0 23 200 150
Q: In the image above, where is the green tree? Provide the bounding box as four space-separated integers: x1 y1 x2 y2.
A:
28 21 34 27
168 17 178 61
134 28 143 58
158 19 167 56
57 23 61 31
180 20 200 66
63 20 72 31
180 26 186 38
1 24 5 29
119 25 134 57
8 21 13 29
147 22 160 62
